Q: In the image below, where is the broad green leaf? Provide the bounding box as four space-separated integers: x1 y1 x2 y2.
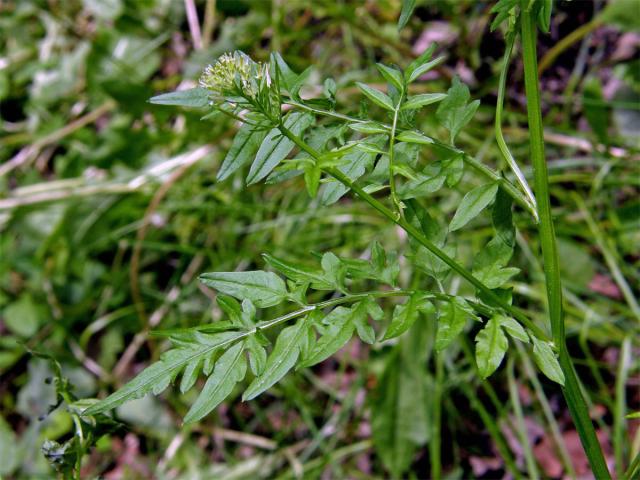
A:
149 87 209 107
320 136 385 205
246 112 314 185
531 336 565 385
356 82 395 111
397 0 417 29
183 341 247 423
262 253 332 290
217 123 268 181
436 76 480 145
475 316 508 378
299 306 356 367
395 130 435 145
376 63 404 92
372 338 430 478
449 182 499 232
243 319 308 400
83 331 245 415
436 297 474 351
401 93 447 110
383 294 431 340
406 56 446 83
499 316 529 343
199 271 288 308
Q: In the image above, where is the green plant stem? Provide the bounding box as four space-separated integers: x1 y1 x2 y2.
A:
520 5 611 478
388 102 402 215
285 99 538 219
279 123 549 341
495 32 538 221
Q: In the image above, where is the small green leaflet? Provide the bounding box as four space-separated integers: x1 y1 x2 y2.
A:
356 82 395 111
473 237 520 289
395 130 435 145
243 318 309 400
245 335 267 376
262 253 333 290
499 315 529 343
149 87 209 107
217 123 268 181
376 63 404 92
531 336 565 385
383 294 433 340
449 182 499 232
397 0 417 29
83 331 245 416
397 164 446 200
348 121 389 134
199 271 288 308
299 306 357 367
435 297 476 352
436 76 480 145
405 56 446 84
320 136 385 205
183 341 247 424
246 112 314 185
401 93 447 111
475 315 508 378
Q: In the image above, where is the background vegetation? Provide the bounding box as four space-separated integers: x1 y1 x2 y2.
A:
1 0 638 478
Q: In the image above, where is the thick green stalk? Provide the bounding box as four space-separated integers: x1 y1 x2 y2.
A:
520 4 611 478
279 123 549 341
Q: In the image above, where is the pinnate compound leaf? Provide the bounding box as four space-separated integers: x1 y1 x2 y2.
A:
217 123 268 181
449 182 499 232
436 76 480 145
436 297 475 351
183 341 247 424
246 112 314 185
532 336 565 385
199 271 288 308
83 331 245 415
243 319 309 400
149 87 209 107
475 316 508 378
355 82 395 111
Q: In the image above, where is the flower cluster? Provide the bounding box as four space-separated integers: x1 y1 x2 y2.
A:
199 51 270 101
